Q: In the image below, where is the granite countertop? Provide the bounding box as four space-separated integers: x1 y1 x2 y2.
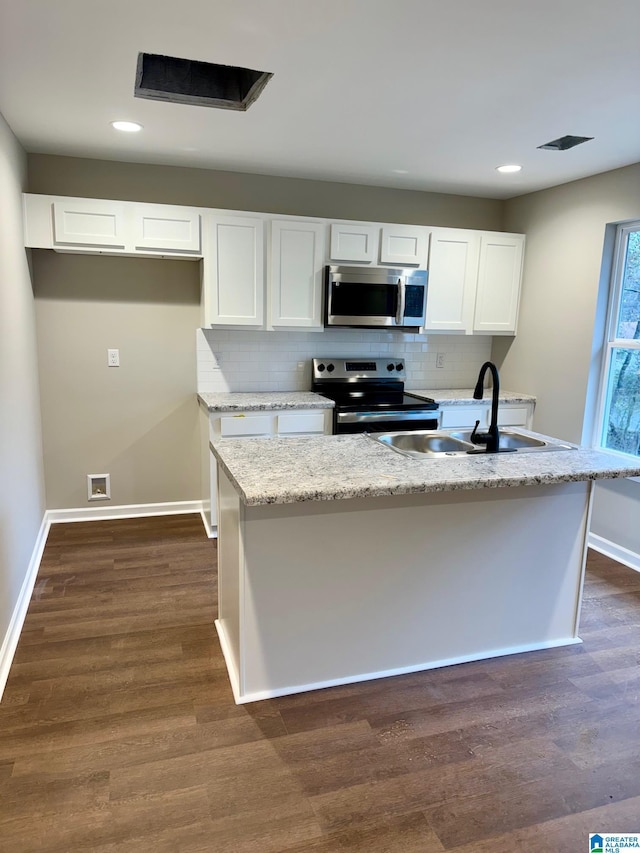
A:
198 391 334 411
409 389 536 405
211 432 640 506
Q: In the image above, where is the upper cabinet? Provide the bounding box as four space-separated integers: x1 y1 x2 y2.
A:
379 225 429 266
23 194 202 258
203 214 265 327
425 228 524 335
52 198 128 249
473 233 524 334
270 219 325 329
329 222 429 267
329 222 378 263
23 193 525 337
132 204 201 254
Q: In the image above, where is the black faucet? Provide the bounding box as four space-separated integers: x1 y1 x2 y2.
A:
471 361 500 453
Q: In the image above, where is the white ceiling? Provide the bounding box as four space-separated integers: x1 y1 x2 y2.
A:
1 0 639 200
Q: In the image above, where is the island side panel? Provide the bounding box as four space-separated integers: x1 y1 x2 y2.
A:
236 481 591 702
215 469 244 700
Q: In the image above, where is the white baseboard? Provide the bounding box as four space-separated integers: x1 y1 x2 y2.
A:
216 617 582 705
0 514 50 700
200 509 217 540
588 532 640 573
46 500 206 526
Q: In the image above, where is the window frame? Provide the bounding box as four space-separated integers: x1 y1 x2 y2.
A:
595 220 640 462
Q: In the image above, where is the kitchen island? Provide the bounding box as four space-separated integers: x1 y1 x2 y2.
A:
211 432 640 704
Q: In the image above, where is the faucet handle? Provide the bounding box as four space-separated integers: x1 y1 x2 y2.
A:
470 419 481 441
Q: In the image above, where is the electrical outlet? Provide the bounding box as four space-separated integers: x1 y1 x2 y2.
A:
211 352 223 371
436 352 445 369
107 348 120 367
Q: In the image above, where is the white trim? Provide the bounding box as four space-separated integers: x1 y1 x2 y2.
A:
200 508 217 539
215 619 241 704
216 622 582 705
0 515 50 700
588 532 640 573
46 500 205 525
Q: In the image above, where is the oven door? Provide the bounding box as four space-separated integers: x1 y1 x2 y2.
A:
334 409 440 434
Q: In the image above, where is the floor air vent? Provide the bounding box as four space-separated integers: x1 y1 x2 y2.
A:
537 135 594 151
134 52 273 111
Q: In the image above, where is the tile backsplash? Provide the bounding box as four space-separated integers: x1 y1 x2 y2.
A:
197 328 492 392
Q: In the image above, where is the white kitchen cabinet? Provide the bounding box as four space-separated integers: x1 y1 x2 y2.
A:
203 214 265 327
23 194 203 258
425 229 524 335
438 401 534 430
473 233 524 334
270 219 325 328
380 224 429 266
205 407 331 534
52 198 128 249
424 229 480 332
329 222 378 263
132 204 201 254
329 221 429 267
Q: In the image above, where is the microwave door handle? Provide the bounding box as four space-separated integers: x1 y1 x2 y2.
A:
395 278 405 325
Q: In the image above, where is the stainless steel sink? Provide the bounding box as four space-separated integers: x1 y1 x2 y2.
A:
449 429 548 450
368 428 575 459
374 431 476 458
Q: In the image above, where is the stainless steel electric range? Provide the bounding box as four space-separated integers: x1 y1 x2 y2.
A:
311 357 439 434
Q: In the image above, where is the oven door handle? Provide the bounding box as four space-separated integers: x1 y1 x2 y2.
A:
395 278 405 325
336 410 439 424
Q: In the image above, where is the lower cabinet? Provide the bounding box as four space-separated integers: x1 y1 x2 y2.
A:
439 401 534 430
205 408 331 534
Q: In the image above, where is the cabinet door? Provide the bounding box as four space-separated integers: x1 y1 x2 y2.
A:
380 225 429 266
270 220 325 328
424 229 480 332
133 205 201 254
440 405 489 429
204 215 265 326
52 198 127 248
276 411 328 435
473 234 524 334
329 223 378 263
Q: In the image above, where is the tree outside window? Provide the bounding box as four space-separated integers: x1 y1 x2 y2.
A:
601 227 640 457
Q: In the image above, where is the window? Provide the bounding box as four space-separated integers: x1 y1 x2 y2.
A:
598 222 640 457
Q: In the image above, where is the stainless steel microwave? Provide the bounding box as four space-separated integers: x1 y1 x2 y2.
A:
324 265 428 331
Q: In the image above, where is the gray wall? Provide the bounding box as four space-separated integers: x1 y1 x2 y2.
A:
28 154 505 230
28 154 505 511
497 162 640 557
33 252 201 509
0 112 45 680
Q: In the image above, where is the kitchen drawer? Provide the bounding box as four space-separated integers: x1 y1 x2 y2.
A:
440 406 488 429
219 414 273 437
497 406 530 427
277 411 326 435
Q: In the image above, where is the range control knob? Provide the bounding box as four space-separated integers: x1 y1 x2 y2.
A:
396 362 404 371
326 363 335 373
387 363 395 371
317 363 325 372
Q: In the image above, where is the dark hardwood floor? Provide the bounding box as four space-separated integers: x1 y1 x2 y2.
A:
1 514 640 852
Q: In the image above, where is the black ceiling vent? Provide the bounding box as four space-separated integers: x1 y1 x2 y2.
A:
134 52 273 111
537 135 594 151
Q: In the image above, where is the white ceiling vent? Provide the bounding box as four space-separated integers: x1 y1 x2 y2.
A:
134 52 273 111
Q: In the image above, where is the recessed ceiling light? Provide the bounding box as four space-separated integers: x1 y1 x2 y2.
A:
111 121 143 133
392 169 409 175
496 164 522 174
